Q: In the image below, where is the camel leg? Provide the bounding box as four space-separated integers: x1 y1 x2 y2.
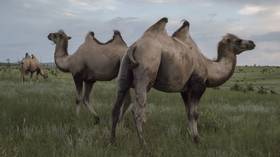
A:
36 71 40 80
21 70 25 82
181 80 205 143
30 72 34 80
83 81 100 124
132 79 150 146
111 81 131 143
119 90 132 120
73 76 83 116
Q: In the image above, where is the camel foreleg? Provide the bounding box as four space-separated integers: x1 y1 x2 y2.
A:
73 76 83 116
83 81 100 124
181 78 206 143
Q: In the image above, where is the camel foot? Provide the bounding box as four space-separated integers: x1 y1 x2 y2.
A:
193 135 200 144
110 136 116 145
94 116 100 125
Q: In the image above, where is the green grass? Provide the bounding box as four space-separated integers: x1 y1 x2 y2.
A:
0 66 280 157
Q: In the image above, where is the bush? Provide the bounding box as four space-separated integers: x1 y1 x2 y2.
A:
257 86 268 94
230 83 244 92
246 84 254 91
270 90 277 95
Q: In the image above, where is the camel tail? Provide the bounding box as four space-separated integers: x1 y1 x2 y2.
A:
127 46 139 68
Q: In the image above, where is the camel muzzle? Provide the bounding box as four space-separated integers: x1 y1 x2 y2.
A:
248 40 256 50
47 34 53 40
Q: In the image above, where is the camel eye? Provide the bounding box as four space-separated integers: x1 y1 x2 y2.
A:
236 39 242 44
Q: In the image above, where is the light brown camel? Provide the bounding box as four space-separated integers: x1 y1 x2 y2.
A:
47 30 129 123
111 17 255 145
20 53 48 81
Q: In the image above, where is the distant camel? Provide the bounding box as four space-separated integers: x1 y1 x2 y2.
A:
48 30 130 123
20 53 48 81
111 18 255 145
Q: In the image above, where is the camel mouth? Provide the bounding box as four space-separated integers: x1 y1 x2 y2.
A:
47 34 56 44
247 41 256 50
47 34 53 41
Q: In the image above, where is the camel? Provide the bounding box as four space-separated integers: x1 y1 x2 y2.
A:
20 53 48 81
110 17 255 145
47 30 129 123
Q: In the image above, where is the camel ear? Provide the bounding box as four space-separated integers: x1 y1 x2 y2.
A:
68 36 72 40
223 37 230 43
226 38 231 43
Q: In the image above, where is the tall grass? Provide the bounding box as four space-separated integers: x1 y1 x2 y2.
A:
0 66 280 157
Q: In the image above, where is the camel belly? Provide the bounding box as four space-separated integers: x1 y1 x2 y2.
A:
153 64 192 92
153 54 193 92
153 70 191 92
83 60 120 81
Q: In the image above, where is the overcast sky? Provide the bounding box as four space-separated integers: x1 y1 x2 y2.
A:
0 0 279 65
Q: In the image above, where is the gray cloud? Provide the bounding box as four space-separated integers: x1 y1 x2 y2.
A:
0 0 279 65
251 31 280 42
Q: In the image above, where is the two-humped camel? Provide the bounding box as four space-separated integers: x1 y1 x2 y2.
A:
20 53 48 81
48 30 129 123
111 17 255 145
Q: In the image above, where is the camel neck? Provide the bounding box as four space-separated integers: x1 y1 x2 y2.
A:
205 46 237 87
54 39 70 72
55 39 68 57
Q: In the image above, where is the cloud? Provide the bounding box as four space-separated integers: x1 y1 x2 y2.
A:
63 11 76 17
144 0 176 3
0 0 279 65
251 31 280 42
238 5 267 15
68 0 118 12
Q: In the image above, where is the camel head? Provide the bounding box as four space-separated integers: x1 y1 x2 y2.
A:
43 70 48 79
219 34 255 56
48 30 72 44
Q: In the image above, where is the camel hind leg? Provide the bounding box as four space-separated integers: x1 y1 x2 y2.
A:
110 77 132 143
119 90 132 120
132 78 150 146
83 81 100 124
111 55 133 143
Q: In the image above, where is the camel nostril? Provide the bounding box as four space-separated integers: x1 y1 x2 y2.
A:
47 34 51 40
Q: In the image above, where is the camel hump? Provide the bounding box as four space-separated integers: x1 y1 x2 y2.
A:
172 19 190 41
31 54 37 59
114 30 121 36
85 31 95 42
113 30 127 46
145 17 168 33
25 53 31 58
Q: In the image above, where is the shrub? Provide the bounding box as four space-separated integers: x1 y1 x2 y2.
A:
270 90 277 95
257 86 268 94
230 83 243 91
246 84 254 91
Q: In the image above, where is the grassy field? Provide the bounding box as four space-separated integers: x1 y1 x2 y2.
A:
0 65 280 157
